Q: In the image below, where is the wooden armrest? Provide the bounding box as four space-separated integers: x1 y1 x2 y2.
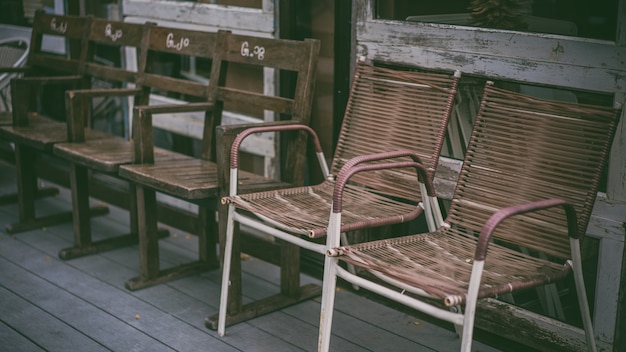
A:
65 87 145 142
12 75 83 87
134 102 215 115
10 75 84 126
130 102 217 163
66 87 143 99
475 199 578 261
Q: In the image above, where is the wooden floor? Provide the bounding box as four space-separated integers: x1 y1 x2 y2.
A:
0 160 505 352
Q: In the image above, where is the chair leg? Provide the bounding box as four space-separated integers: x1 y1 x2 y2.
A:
58 166 136 260
460 259 486 352
197 205 218 267
217 203 236 337
317 254 339 352
8 145 108 234
570 238 597 352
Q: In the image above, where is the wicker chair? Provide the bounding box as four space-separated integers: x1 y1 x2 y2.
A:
214 60 461 335
317 82 621 352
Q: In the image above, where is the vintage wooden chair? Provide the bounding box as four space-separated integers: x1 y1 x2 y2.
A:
0 12 106 232
213 61 461 334
317 83 621 352
117 30 320 290
53 23 222 261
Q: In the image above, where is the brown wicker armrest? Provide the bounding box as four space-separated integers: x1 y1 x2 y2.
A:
334 149 435 198
228 123 322 170
332 153 433 214
476 198 578 261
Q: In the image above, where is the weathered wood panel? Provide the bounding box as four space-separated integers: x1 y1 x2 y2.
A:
123 0 275 34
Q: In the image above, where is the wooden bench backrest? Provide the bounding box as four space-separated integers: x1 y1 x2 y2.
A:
140 25 218 99
26 10 91 76
207 30 320 173
81 18 151 91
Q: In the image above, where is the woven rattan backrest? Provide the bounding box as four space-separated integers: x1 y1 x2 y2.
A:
446 84 620 259
330 61 459 202
26 10 91 75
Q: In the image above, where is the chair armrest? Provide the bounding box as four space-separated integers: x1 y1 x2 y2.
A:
226 123 322 170
66 87 143 99
475 198 578 261
332 153 433 214
134 102 215 115
217 121 323 198
130 102 216 164
64 87 144 142
10 75 84 126
336 149 433 194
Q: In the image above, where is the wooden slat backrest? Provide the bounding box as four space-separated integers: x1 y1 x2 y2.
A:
25 10 91 75
81 18 151 87
206 31 320 163
330 61 460 202
447 84 620 259
140 25 218 99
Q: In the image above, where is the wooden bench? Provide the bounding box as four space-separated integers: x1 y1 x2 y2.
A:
0 11 107 231
53 25 223 267
47 18 157 259
116 29 320 290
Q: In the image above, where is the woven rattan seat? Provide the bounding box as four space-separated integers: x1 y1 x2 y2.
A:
213 60 461 335
318 83 621 352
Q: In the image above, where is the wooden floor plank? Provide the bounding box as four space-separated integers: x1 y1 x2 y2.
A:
0 269 112 352
0 160 506 352
0 316 47 352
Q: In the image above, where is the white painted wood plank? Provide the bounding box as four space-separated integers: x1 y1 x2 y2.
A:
123 0 275 34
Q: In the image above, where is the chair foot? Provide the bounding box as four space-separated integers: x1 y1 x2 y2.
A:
58 228 169 260
124 259 218 291
6 205 109 234
204 283 322 330
0 186 59 206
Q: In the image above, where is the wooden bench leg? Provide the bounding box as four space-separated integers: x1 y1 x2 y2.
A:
58 168 163 260
124 187 216 291
6 145 109 234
